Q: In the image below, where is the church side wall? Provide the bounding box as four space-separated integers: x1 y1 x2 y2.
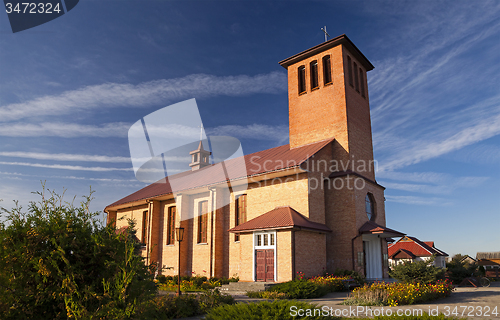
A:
294 231 327 279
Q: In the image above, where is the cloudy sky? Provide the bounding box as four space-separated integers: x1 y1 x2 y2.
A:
0 1 499 257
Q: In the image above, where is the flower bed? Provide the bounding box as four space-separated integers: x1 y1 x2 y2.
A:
343 280 454 306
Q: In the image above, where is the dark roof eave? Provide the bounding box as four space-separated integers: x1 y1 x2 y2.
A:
229 225 331 234
279 34 374 71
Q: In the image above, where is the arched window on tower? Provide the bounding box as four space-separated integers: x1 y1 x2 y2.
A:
298 66 306 94
322 55 332 85
353 62 359 92
310 60 318 90
365 194 375 221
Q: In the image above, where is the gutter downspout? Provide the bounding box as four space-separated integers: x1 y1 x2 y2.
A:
209 187 215 278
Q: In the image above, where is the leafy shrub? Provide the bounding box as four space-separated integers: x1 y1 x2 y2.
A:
389 256 445 284
0 186 157 320
136 289 234 319
446 255 478 284
197 288 235 313
332 269 365 285
157 275 168 284
268 280 329 299
343 280 454 306
205 300 332 320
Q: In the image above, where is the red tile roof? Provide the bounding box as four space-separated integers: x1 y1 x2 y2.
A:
105 138 333 210
358 221 405 238
392 249 416 259
228 206 331 233
388 236 448 258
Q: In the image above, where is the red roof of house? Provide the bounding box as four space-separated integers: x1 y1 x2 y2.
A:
392 249 416 259
358 221 405 238
105 138 333 210
388 236 448 258
228 206 331 233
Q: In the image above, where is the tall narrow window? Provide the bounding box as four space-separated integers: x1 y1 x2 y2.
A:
166 206 176 245
298 66 306 94
353 62 359 92
347 56 353 87
365 194 375 221
359 69 365 97
197 201 208 243
141 210 148 245
235 194 247 241
310 61 318 90
322 55 332 85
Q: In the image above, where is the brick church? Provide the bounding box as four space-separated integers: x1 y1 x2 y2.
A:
105 34 405 281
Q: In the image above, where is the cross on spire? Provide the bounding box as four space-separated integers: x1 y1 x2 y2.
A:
321 26 330 42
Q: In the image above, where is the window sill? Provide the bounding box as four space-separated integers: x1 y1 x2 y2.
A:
311 87 319 92
324 82 333 87
298 91 307 96
196 242 208 245
165 244 175 247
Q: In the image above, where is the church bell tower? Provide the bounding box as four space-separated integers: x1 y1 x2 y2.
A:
279 34 375 180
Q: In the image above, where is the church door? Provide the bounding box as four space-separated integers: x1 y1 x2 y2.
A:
255 249 274 281
362 234 383 279
254 231 276 282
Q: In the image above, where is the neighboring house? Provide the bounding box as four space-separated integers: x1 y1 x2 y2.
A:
388 236 448 268
477 252 500 278
105 34 405 282
459 255 477 265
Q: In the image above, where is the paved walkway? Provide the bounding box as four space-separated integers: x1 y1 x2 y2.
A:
178 281 500 319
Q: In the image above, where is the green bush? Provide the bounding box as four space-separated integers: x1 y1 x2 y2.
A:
157 275 168 284
269 280 329 299
0 186 156 320
332 269 365 285
205 300 333 320
389 255 445 284
136 289 235 320
446 255 478 284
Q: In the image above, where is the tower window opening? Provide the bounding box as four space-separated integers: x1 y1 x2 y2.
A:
354 62 359 92
322 55 332 85
310 61 318 90
359 69 365 97
347 56 353 87
298 66 306 94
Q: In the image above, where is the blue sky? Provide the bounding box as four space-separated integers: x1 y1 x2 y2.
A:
0 1 499 257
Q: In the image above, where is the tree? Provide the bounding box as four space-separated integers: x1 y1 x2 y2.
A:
388 255 445 284
0 186 157 319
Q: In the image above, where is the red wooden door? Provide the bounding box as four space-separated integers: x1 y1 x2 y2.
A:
256 250 266 281
255 249 274 282
265 249 274 282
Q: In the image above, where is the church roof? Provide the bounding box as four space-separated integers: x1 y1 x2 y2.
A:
105 138 334 210
228 206 331 233
388 236 448 257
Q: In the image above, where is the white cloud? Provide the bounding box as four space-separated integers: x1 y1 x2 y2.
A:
0 72 287 122
385 195 453 206
0 122 130 138
0 151 131 163
207 124 288 143
0 161 132 172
